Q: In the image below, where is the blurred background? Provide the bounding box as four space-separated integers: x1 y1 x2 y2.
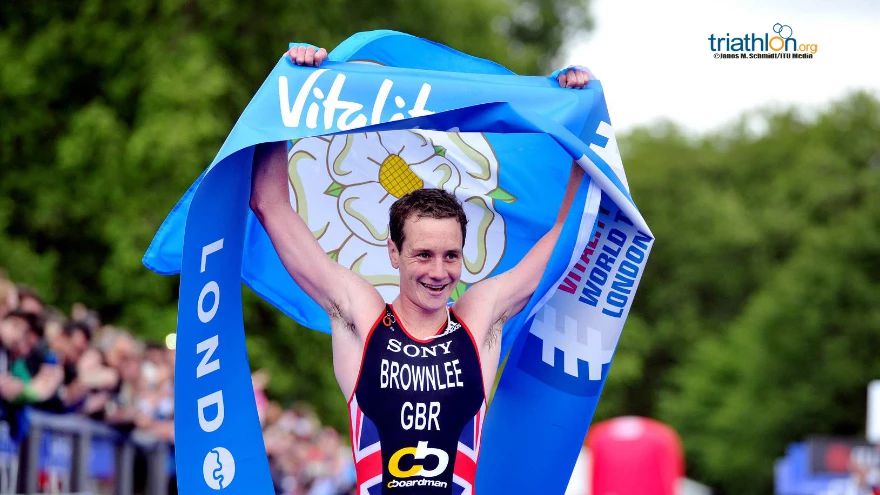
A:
1 0 877 494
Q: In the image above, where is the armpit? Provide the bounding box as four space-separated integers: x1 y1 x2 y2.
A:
486 311 509 349
327 300 357 335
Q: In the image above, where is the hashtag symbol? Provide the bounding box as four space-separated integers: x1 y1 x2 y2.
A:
529 305 613 380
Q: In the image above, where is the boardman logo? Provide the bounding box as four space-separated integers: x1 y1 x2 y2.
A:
386 442 450 489
707 23 819 59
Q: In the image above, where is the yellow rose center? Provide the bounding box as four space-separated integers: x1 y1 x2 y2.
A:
379 154 423 198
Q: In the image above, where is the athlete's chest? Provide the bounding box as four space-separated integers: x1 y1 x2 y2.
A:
363 323 477 395
355 310 484 415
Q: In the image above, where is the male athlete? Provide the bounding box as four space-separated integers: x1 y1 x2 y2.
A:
250 45 589 494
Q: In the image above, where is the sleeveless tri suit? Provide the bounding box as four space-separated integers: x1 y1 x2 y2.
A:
348 304 487 494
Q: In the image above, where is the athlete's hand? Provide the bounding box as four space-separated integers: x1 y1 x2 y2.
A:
287 45 328 67
557 67 590 89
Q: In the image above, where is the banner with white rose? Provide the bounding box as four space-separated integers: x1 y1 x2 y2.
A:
143 30 653 494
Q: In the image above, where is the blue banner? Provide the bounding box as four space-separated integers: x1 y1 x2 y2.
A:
144 31 653 494
479 194 652 494
174 147 273 493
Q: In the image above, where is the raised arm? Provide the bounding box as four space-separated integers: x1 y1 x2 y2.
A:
453 65 590 349
255 44 386 397
455 164 584 346
249 141 384 337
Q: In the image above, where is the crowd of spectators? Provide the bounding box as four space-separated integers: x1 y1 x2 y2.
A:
0 272 355 494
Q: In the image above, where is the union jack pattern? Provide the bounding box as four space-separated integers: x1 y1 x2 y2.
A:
348 396 487 494
349 394 383 495
452 400 486 495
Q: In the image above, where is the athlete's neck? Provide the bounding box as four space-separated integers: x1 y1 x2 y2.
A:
390 297 448 339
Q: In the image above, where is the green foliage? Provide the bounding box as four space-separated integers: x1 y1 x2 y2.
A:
596 92 880 494
0 0 591 431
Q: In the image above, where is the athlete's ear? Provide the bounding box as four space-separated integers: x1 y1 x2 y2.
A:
387 238 400 269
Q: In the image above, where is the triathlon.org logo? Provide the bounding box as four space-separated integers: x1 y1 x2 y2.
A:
708 23 819 59
202 447 236 490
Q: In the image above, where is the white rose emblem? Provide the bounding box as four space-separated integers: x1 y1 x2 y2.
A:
287 130 515 302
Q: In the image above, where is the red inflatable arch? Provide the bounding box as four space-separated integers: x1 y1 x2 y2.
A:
586 416 684 495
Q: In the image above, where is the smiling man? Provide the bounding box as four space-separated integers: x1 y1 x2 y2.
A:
250 45 589 495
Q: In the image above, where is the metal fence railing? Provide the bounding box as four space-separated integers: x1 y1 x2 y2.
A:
0 408 171 494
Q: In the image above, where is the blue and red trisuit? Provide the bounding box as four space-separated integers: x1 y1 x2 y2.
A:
349 304 487 494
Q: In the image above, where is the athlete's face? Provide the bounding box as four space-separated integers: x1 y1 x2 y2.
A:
388 216 463 313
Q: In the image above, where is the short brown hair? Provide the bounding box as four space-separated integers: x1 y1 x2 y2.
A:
389 189 467 250
4 309 45 338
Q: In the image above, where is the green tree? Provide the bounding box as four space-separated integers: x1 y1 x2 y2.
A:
594 92 880 494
